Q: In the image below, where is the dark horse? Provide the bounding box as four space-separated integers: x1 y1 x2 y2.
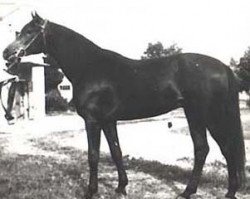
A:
3 13 246 199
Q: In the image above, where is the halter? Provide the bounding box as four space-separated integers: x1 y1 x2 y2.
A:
19 19 48 57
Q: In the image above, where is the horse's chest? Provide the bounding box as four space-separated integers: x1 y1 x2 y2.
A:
73 84 119 119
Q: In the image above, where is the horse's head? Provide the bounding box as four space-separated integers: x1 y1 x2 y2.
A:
3 12 48 66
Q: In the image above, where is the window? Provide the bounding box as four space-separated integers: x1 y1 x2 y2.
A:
60 85 70 90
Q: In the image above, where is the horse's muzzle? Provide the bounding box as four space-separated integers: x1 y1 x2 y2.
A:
2 48 14 61
3 48 22 61
3 48 24 66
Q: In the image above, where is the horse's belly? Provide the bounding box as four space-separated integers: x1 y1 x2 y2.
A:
117 96 180 120
116 83 183 120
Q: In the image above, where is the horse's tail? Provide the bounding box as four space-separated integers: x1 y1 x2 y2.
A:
226 67 246 188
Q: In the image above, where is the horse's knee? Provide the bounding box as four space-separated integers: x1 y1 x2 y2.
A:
195 144 209 161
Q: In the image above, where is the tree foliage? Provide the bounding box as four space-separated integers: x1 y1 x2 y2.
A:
141 42 182 59
229 57 238 68
43 55 69 112
233 47 250 92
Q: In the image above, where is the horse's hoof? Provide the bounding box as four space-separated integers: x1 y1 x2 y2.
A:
84 192 93 199
225 193 237 199
115 187 127 195
84 189 97 199
5 114 14 121
176 192 191 199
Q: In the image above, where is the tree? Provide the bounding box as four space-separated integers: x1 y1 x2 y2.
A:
232 47 250 108
233 47 250 92
229 57 238 68
244 46 250 58
43 55 69 112
141 42 182 59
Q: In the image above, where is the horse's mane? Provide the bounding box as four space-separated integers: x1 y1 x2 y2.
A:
50 22 137 64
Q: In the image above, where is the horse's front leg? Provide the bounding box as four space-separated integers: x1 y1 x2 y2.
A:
103 121 128 195
85 120 101 199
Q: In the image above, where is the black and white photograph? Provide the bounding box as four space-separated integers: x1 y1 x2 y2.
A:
0 0 250 198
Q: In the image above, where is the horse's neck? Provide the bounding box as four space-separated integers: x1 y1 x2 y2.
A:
46 22 101 83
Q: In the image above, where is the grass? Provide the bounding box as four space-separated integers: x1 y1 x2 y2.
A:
0 138 249 199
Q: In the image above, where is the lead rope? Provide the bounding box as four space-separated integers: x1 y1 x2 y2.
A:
0 82 8 115
0 80 16 121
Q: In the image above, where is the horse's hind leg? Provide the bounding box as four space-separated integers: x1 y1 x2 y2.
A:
207 103 244 199
207 124 238 199
103 121 128 195
179 104 209 199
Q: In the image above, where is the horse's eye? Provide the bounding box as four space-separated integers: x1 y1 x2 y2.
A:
26 29 33 35
15 31 20 38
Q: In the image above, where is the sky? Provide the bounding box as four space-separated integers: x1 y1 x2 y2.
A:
1 0 250 64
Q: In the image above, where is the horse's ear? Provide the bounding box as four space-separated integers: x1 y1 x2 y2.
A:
32 11 44 25
31 11 35 18
15 31 20 38
34 12 43 20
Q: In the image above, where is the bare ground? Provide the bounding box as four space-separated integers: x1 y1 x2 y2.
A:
0 108 249 199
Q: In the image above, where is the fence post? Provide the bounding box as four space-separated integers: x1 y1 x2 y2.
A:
30 66 45 119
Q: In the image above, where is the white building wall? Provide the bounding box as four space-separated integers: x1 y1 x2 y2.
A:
29 66 45 119
58 76 72 102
